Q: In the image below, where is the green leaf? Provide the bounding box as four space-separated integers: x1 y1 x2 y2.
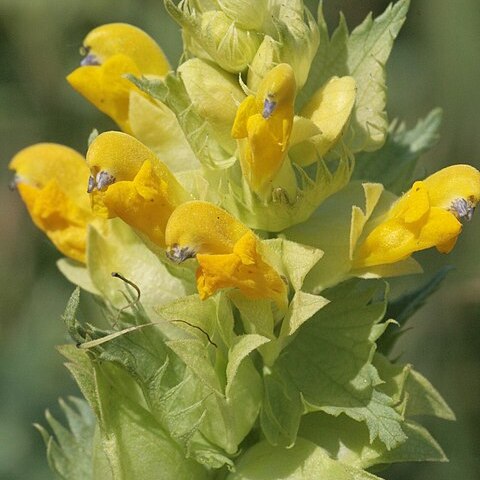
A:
91 363 211 480
87 219 190 318
404 369 456 421
260 367 303 448
57 259 100 295
262 238 324 291
280 291 330 337
300 0 410 152
34 397 102 480
354 109 443 194
269 280 407 449
299 412 447 469
227 437 383 480
378 266 453 354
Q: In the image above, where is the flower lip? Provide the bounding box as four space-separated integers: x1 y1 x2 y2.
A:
450 197 476 222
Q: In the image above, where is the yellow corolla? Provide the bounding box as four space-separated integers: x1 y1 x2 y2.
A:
354 165 480 268
86 131 189 247
9 144 97 263
67 23 170 133
231 63 296 195
165 201 287 306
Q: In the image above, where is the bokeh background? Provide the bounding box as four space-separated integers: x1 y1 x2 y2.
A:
0 0 478 478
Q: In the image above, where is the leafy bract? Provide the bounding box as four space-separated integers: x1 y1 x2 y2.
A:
299 0 410 152
354 109 443 194
263 279 407 450
87 219 190 316
299 413 446 469
227 438 383 480
34 397 108 480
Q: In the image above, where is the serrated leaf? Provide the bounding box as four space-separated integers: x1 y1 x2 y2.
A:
227 438 383 480
262 238 324 291
280 291 330 337
354 109 443 193
299 412 447 469
300 0 410 152
260 367 303 448
404 369 455 420
269 279 407 449
378 266 453 354
226 334 270 398
35 397 103 480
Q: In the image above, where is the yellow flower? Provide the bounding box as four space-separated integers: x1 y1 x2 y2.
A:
354 165 480 268
86 131 189 248
231 63 296 195
9 144 97 263
165 201 287 306
67 23 170 133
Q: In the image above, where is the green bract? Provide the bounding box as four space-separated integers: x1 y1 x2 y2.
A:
16 1 476 479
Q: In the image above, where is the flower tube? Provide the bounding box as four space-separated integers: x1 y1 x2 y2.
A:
354 165 480 267
9 144 98 263
86 131 189 247
232 63 296 195
165 201 287 306
67 23 170 133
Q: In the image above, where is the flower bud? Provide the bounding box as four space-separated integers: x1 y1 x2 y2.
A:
217 0 268 30
178 58 245 152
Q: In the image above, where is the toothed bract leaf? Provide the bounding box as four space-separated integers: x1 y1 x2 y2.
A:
227 437 384 480
299 0 410 152
264 279 407 450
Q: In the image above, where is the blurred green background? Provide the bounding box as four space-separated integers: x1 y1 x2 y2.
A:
0 0 478 478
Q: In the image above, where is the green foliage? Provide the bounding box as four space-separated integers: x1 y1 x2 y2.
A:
354 109 443 194
300 0 410 152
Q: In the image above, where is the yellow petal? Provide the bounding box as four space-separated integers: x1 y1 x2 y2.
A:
165 201 250 256
87 132 189 242
67 55 142 133
103 160 181 247
298 76 356 164
10 143 95 262
82 23 170 75
232 63 296 194
196 232 287 306
68 23 170 132
423 164 480 213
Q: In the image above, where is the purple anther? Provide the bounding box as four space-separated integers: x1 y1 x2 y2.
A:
166 245 197 263
450 197 475 222
262 98 277 119
80 54 100 66
87 175 96 193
